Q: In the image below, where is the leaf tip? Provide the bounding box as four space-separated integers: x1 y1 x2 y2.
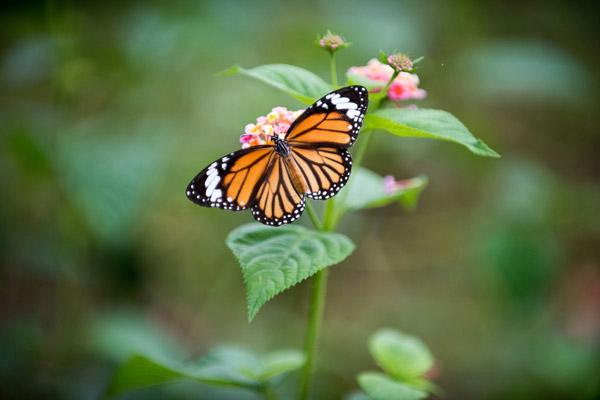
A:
215 64 241 77
472 139 501 158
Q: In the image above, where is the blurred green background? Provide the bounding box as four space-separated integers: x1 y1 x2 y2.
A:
1 0 599 399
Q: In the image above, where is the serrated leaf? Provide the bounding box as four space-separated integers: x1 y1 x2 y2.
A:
106 354 260 397
259 349 306 381
336 168 427 212
219 64 333 104
369 329 434 381
358 372 427 400
364 108 499 157
226 223 355 321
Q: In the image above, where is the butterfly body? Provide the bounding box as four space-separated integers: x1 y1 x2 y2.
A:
187 86 368 226
270 135 309 195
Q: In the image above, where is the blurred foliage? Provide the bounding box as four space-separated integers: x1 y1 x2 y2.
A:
1 0 599 399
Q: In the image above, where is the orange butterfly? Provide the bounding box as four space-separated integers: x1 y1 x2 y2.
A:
186 86 368 226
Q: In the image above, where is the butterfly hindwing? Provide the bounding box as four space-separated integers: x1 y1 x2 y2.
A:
285 85 368 148
251 156 306 226
186 145 275 211
290 146 352 200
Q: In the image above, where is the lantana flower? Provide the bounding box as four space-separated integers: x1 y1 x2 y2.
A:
348 58 426 102
316 31 350 53
240 107 303 149
386 53 414 73
383 175 422 195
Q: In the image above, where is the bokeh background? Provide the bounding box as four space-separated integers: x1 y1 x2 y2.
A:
1 0 599 399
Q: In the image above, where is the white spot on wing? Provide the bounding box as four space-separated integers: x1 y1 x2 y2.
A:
210 189 222 202
331 96 349 105
347 109 360 119
335 102 358 110
205 169 220 196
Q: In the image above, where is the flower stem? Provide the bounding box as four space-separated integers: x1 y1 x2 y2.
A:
300 197 336 398
261 383 278 400
353 129 373 169
305 201 323 231
322 198 336 231
368 70 398 110
329 52 338 88
299 267 329 400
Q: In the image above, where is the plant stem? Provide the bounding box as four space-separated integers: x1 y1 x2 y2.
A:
368 70 398 110
305 201 323 231
353 129 373 169
329 52 338 88
297 49 341 399
261 383 278 400
322 198 336 231
299 267 329 400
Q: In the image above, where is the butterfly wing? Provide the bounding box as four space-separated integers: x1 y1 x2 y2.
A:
283 85 368 200
186 86 369 226
285 85 368 148
289 146 352 200
186 145 276 211
250 156 306 226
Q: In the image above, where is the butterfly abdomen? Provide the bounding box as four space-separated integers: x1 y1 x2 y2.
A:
283 154 310 195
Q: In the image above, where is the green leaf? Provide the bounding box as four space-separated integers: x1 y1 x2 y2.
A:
198 347 262 382
219 64 334 104
106 355 190 397
358 372 427 400
106 347 305 397
369 329 434 382
226 223 355 321
364 108 499 157
336 168 427 212
106 353 260 397
201 347 305 383
259 349 307 381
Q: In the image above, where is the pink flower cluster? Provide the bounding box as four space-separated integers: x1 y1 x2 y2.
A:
387 53 413 72
348 58 426 101
383 175 421 195
319 33 345 51
240 107 303 149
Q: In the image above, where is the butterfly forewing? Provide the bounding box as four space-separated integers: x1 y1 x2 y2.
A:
186 145 275 211
285 85 368 148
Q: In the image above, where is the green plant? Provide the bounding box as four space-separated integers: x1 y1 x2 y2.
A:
107 32 498 399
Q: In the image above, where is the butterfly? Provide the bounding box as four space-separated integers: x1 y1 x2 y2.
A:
186 85 369 226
